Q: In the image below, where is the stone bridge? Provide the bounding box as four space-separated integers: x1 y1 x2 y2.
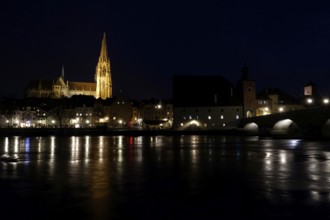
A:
240 106 330 138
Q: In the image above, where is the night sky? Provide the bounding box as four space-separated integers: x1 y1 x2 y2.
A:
2 0 330 100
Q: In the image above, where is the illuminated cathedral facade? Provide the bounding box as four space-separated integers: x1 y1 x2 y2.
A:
25 33 112 100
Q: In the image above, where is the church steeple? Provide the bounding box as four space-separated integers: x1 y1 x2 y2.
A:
99 32 108 62
95 32 112 99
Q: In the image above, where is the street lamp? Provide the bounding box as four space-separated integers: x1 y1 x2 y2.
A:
307 98 313 104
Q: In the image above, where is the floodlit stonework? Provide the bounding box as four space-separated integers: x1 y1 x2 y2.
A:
25 33 112 100
95 33 112 99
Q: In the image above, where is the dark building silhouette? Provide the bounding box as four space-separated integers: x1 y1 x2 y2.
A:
173 75 236 107
172 74 242 130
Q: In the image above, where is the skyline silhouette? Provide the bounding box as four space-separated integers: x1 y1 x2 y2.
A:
1 0 330 100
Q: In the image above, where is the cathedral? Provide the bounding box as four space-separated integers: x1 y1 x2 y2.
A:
25 33 112 100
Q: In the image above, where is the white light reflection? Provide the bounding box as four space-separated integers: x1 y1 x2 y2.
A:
23 137 31 162
190 136 198 148
137 148 143 162
117 149 123 162
49 136 56 176
71 136 80 163
264 152 273 170
150 136 157 147
118 136 123 149
37 137 42 162
4 137 9 153
14 137 19 153
279 150 287 164
310 174 320 181
84 136 90 163
191 149 197 164
24 137 30 153
288 139 300 149
263 140 273 148
50 136 55 159
311 190 321 202
136 137 143 146
99 136 104 161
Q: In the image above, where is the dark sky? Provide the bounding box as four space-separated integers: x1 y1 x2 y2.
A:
2 0 330 100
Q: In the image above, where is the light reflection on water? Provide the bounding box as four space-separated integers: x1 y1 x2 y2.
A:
1 135 330 219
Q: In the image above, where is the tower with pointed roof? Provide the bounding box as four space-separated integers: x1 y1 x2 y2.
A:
95 33 112 99
25 33 112 99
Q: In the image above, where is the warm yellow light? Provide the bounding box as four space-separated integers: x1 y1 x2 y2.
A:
324 99 329 104
188 120 200 126
279 107 284 112
307 98 313 104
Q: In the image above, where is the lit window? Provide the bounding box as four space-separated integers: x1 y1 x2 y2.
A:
279 107 284 112
324 99 329 104
223 123 226 127
236 115 239 119
220 115 224 119
208 116 211 120
189 116 192 119
307 98 313 104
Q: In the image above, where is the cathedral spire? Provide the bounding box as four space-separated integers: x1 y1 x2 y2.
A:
99 32 108 62
95 32 112 99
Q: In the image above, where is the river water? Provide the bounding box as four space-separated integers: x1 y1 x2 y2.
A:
1 135 330 219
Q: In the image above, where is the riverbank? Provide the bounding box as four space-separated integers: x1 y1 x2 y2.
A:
0 128 328 140
0 127 244 137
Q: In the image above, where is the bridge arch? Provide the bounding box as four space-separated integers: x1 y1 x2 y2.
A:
272 119 301 135
243 122 259 133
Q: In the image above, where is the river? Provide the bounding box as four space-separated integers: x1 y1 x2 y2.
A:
1 135 330 219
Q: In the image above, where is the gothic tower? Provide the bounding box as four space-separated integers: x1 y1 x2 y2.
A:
95 33 112 99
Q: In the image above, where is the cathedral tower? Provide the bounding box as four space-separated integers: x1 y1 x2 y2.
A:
95 33 112 99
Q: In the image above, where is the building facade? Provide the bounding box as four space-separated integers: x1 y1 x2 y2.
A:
256 88 304 116
25 33 112 100
172 75 242 130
